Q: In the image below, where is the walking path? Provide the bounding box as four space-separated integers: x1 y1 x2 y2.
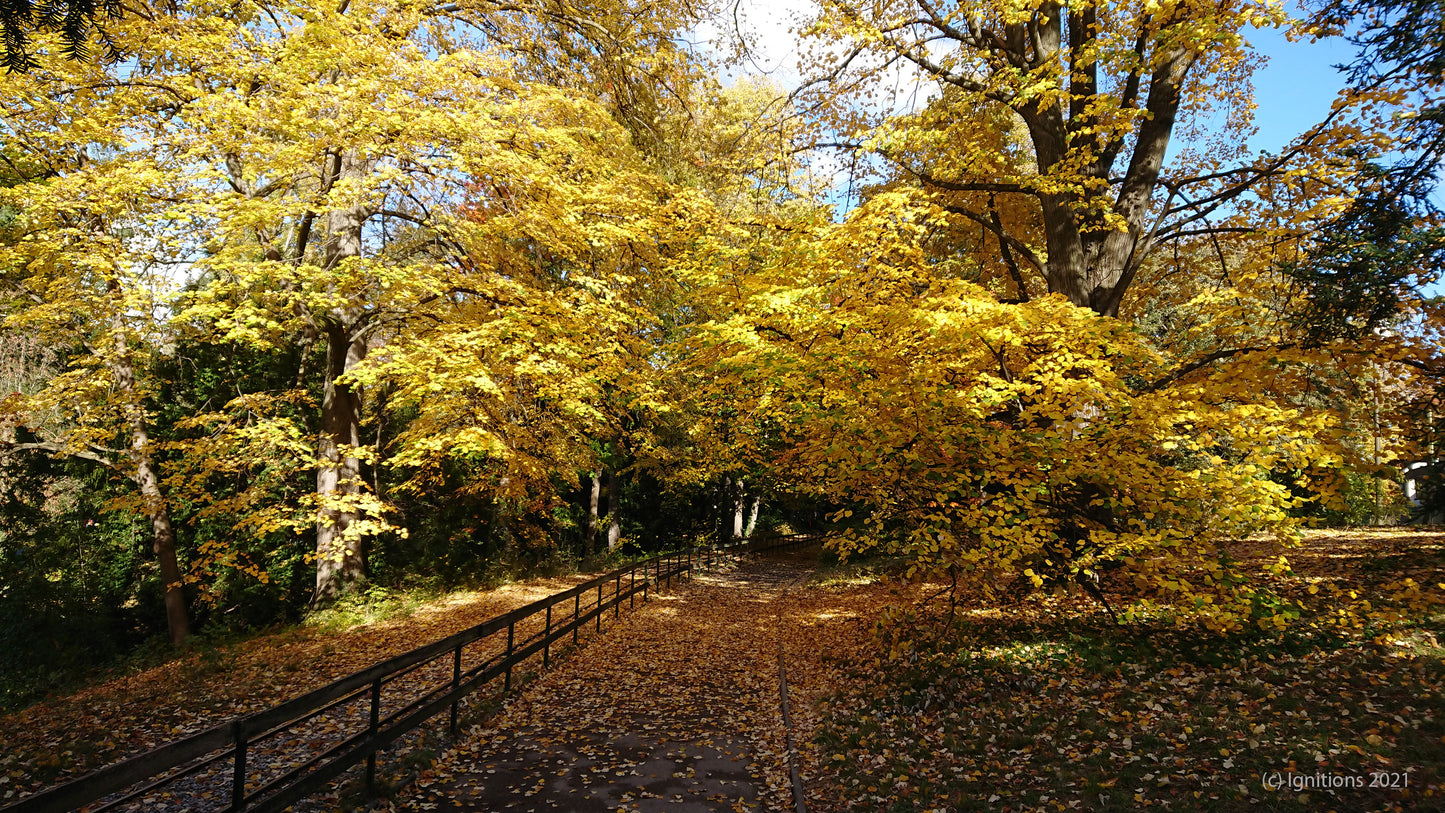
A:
391 559 825 813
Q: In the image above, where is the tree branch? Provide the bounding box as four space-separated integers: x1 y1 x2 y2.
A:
938 203 1045 270
9 441 120 470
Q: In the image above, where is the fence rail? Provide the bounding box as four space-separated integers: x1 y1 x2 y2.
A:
3 535 821 813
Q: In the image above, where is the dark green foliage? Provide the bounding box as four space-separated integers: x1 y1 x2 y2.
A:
0 444 156 709
150 338 319 631
1290 0 1445 342
1322 0 1445 188
375 461 515 588
608 469 711 551
1283 187 1445 344
0 0 121 72
1411 461 1445 523
1405 378 1445 523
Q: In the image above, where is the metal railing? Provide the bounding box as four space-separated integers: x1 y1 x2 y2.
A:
3 548 719 813
4 535 823 813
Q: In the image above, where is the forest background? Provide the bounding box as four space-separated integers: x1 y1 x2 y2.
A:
1 0 1443 712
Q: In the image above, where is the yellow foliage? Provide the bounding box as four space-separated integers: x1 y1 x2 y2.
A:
682 189 1431 629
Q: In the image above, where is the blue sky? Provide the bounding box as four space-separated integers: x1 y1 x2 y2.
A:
1246 26 1357 153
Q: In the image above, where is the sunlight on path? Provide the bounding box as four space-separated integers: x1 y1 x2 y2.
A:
392 560 816 812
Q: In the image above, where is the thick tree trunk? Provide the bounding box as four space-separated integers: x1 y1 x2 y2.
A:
1009 15 1195 317
744 495 761 539
313 322 368 606
605 469 622 552
587 471 601 554
312 152 373 607
732 479 745 539
108 285 189 644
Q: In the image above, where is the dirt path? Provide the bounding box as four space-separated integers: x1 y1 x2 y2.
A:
391 559 825 813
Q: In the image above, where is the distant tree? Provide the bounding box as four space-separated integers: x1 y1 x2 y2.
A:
1292 0 1445 340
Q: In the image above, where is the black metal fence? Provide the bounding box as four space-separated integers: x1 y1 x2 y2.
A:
3 548 719 813
3 536 821 813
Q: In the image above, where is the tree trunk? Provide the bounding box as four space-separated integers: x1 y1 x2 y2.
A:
312 152 373 607
744 495 761 539
106 281 189 644
1021 42 1195 317
107 330 189 643
136 450 190 645
605 469 622 552
732 479 745 540
313 321 368 606
587 470 601 554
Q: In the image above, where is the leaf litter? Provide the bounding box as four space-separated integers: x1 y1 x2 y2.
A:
384 551 903 813
0 574 599 808
807 528 1445 813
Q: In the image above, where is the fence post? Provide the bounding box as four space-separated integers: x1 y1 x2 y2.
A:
544 603 552 669
231 719 247 813
450 642 462 735
366 677 382 798
573 592 580 645
596 582 603 632
614 573 621 617
630 567 636 609
505 620 515 692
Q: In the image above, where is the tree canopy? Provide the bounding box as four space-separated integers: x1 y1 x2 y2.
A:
0 0 1440 668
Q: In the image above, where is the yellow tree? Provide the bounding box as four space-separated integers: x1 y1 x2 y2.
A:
0 198 193 642
693 189 1404 630
641 77 834 541
1 0 706 605
798 0 1383 316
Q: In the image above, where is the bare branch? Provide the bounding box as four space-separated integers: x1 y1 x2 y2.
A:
8 441 119 470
